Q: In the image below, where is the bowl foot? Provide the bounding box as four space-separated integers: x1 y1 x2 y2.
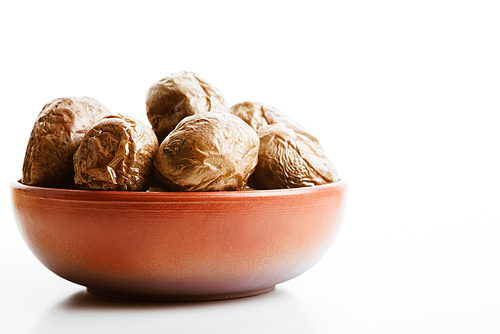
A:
87 286 276 302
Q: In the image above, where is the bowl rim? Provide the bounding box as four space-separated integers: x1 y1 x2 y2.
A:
11 179 346 202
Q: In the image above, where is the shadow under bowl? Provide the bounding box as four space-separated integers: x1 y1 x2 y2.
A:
11 180 347 301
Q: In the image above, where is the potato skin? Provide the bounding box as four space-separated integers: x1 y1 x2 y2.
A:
230 100 312 135
251 123 339 189
73 114 158 191
230 100 330 154
154 112 259 191
146 71 227 142
21 97 111 188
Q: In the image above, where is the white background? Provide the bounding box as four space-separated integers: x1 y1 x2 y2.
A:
1 1 499 333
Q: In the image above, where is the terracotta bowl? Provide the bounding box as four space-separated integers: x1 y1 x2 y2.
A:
11 180 347 301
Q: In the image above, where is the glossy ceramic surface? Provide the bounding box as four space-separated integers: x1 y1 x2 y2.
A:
11 180 347 301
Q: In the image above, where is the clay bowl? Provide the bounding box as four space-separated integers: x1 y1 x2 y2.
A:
11 180 347 301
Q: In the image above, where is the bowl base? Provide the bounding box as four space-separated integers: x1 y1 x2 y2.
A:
87 286 276 302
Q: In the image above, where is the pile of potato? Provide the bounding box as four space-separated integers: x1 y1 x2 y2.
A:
21 71 339 191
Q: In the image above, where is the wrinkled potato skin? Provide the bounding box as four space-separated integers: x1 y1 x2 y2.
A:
146 71 228 142
251 123 339 189
154 112 259 191
74 114 158 191
21 97 111 188
230 100 317 142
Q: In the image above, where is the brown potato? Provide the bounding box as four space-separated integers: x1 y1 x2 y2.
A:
146 71 228 142
21 97 111 188
230 100 315 140
154 112 259 191
251 123 339 189
73 114 158 191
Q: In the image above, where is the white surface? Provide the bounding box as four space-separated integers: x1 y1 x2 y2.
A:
1 1 500 333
